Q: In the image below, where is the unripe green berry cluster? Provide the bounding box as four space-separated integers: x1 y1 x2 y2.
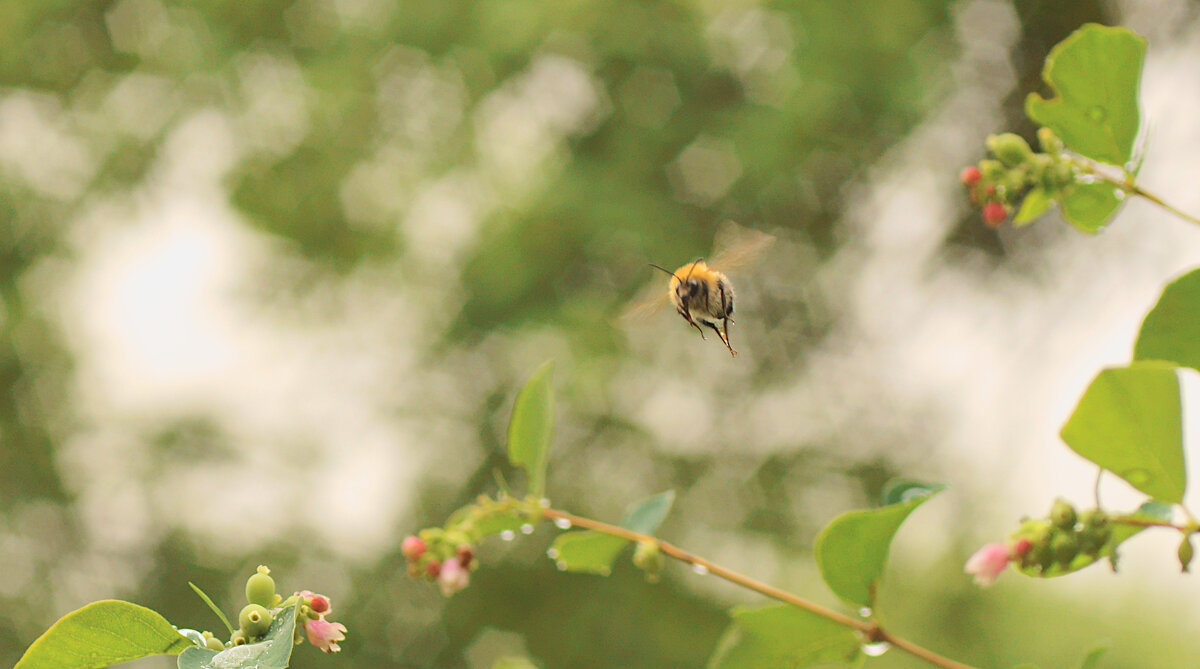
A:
960 129 1076 228
179 565 346 654
230 566 280 646
1008 499 1111 573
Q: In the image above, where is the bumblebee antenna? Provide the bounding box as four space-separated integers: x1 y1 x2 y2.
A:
648 263 681 280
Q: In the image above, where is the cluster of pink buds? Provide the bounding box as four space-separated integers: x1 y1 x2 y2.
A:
965 499 1112 586
960 129 1075 228
403 532 477 597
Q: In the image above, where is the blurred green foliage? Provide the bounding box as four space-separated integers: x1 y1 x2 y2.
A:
10 1 1198 669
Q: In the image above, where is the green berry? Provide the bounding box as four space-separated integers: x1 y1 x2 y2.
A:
632 541 663 582
1037 127 1063 153
1051 531 1080 566
1050 499 1077 530
987 133 1035 168
1179 536 1195 573
230 631 247 646
205 636 226 651
1077 509 1111 555
245 568 276 608
1049 161 1074 189
239 604 272 637
979 159 1005 181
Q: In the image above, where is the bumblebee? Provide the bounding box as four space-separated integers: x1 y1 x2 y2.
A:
626 223 773 357
649 260 738 355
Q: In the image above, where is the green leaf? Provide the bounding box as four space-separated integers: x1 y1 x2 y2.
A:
815 484 944 608
177 604 297 669
707 604 863 669
1025 24 1146 165
471 508 530 538
549 491 675 574
1013 186 1054 226
188 583 234 636
620 490 675 534
15 600 193 669
507 360 555 497
1060 363 1185 502
1134 268 1200 372
1060 181 1123 233
550 532 628 574
1080 643 1109 669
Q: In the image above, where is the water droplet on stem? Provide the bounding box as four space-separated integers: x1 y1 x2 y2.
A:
862 641 890 657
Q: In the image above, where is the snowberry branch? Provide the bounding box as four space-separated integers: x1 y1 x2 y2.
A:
541 507 981 669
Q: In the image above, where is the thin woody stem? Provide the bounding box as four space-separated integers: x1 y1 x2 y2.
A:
542 507 980 669
1081 165 1200 226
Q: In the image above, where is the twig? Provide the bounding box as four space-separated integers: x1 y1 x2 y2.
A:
542 507 980 669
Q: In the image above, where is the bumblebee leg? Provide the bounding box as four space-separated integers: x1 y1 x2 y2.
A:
705 320 737 357
678 308 706 340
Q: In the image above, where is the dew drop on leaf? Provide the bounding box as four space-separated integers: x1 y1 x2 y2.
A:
520 523 535 535
858 607 872 618
555 561 568 571
546 548 559 559
500 530 516 541
691 563 709 575
553 517 572 530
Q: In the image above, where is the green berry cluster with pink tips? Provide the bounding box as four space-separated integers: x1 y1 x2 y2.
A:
960 129 1079 228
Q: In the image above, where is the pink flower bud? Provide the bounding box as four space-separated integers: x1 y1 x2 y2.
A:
982 202 1007 227
305 618 348 653
437 556 470 597
1011 538 1033 558
964 542 1011 586
402 535 427 560
309 594 330 614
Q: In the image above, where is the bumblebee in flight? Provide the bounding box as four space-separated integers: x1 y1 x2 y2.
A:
626 223 774 357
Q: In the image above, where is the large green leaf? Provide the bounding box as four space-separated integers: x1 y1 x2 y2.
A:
507 360 555 498
1060 181 1123 233
707 604 863 669
177 604 297 669
815 484 944 608
1060 363 1185 502
15 600 192 669
550 491 675 574
1025 24 1146 166
1134 268 1200 372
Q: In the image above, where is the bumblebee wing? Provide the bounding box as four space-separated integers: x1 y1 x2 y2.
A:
708 221 775 273
621 282 672 322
